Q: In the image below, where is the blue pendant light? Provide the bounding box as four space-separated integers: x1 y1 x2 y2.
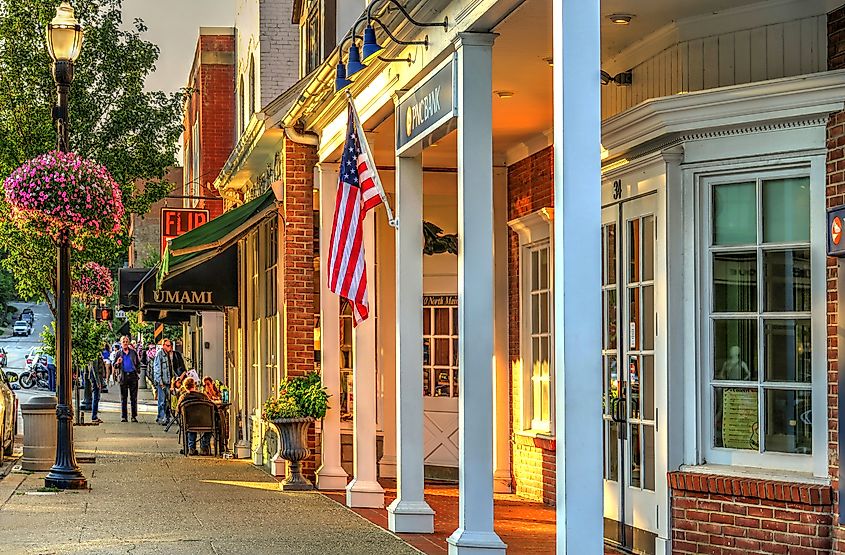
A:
335 62 352 92
346 44 367 78
361 25 383 62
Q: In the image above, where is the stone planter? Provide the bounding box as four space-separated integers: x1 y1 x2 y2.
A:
268 417 314 491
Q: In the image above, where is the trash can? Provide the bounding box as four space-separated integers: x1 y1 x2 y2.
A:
21 396 57 471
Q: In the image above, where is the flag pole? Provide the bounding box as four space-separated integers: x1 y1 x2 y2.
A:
346 90 399 229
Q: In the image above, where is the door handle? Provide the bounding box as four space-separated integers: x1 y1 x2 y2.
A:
611 397 627 423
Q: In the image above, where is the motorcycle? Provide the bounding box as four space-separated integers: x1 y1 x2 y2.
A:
18 359 50 389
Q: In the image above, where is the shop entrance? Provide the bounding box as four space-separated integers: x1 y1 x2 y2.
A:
602 195 659 554
422 296 459 471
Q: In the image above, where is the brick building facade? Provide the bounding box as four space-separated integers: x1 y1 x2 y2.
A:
507 146 556 505
183 28 235 220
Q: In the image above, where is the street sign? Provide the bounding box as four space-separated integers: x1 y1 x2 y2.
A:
160 208 209 254
829 205 845 257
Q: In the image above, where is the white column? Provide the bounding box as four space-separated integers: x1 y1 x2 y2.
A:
378 182 397 479
346 214 385 507
316 164 349 490
492 166 511 494
447 32 506 555
554 1 603 553
387 153 435 533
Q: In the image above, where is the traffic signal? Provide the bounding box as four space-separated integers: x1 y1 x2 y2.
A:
94 307 113 321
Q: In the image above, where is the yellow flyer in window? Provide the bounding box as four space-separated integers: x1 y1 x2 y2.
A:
722 389 759 450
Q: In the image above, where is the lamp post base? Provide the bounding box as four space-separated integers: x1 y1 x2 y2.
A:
44 468 88 490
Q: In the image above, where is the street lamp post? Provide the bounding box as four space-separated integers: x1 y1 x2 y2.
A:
44 1 87 490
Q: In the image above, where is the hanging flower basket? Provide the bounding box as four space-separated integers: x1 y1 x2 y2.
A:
72 262 113 301
2 150 124 243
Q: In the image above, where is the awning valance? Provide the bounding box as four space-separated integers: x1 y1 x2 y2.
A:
159 188 277 284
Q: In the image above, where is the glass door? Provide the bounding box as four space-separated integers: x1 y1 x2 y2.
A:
602 195 659 554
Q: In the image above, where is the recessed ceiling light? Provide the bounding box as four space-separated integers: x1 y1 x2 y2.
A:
608 13 634 25
495 90 515 99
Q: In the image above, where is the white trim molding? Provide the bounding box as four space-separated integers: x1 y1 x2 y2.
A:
602 70 845 155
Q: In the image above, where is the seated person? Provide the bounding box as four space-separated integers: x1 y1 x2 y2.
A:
176 377 213 456
202 376 221 402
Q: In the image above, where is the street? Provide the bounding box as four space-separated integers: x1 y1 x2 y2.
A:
1 302 54 432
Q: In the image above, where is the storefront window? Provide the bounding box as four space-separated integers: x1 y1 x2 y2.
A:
528 243 552 432
422 297 459 399
339 300 353 422
709 176 812 456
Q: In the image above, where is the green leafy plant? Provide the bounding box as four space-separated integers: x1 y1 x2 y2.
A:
263 372 329 420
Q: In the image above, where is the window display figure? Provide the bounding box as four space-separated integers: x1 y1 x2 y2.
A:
720 345 750 380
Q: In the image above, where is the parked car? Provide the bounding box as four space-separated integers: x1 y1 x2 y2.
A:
13 320 30 337
0 369 16 463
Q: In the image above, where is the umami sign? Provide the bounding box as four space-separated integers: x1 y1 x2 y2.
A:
396 54 457 155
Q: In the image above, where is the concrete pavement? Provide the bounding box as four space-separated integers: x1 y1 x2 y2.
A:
0 387 419 555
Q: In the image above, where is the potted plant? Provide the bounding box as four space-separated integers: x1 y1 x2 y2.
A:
262 372 328 491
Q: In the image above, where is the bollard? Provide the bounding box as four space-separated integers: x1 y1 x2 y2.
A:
21 396 57 471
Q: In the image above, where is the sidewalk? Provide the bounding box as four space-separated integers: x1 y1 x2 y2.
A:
0 387 419 555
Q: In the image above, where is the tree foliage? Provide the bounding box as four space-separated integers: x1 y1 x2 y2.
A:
0 0 184 314
40 302 111 370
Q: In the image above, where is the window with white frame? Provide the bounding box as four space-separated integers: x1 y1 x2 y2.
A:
509 208 555 434
704 172 818 469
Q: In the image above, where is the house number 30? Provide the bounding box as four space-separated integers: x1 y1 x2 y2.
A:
612 179 622 200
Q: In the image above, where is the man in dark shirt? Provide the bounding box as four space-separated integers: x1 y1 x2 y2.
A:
114 335 141 422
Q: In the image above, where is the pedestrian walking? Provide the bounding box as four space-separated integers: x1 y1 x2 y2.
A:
171 345 187 377
153 338 174 425
114 335 141 422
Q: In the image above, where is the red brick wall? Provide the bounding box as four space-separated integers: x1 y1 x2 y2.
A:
507 146 555 505
669 472 833 554
184 33 235 220
830 5 845 553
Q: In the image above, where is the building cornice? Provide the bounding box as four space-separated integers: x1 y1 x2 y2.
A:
601 70 845 158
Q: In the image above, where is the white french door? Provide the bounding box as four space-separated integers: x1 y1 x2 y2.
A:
602 195 661 554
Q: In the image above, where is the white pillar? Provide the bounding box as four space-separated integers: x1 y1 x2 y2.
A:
316 164 349 490
346 215 385 507
447 32 506 555
387 153 435 533
554 1 603 553
492 166 511 494
378 183 397 479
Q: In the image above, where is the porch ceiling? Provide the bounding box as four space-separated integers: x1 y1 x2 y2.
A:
353 0 812 170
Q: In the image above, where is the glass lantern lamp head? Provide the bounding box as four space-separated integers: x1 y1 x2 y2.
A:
47 2 84 63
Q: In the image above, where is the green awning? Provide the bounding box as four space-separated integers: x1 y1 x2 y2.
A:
159 189 277 285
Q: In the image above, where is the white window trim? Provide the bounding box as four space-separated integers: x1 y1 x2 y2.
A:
508 208 555 436
697 162 826 476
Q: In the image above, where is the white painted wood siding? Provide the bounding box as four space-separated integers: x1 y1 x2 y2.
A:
601 15 827 120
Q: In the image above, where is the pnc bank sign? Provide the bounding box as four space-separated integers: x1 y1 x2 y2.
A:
160 208 209 253
396 55 457 155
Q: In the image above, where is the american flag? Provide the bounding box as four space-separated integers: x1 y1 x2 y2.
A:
326 102 385 325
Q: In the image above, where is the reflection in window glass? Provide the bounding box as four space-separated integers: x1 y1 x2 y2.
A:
713 182 756 245
765 389 812 454
713 319 757 381
713 251 757 312
763 249 811 312
764 319 811 383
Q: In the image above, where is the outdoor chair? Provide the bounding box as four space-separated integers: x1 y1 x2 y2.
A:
180 399 220 457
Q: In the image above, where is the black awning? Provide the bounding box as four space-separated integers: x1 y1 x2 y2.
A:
118 267 153 310
140 245 238 312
